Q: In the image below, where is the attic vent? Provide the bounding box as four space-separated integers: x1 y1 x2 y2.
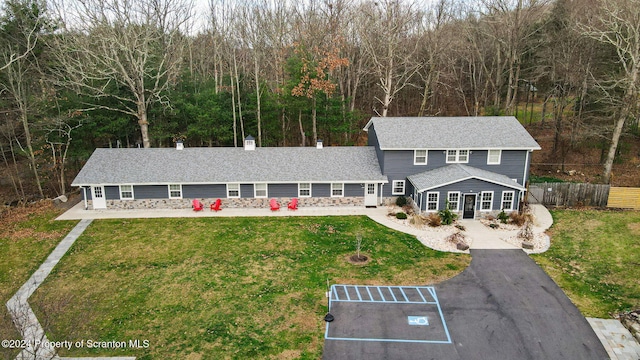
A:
176 140 184 150
316 140 323 149
244 135 255 151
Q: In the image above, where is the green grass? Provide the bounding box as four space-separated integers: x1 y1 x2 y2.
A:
31 216 470 359
0 204 77 360
533 210 640 318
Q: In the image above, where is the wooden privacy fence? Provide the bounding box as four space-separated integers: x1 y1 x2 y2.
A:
528 182 610 207
607 187 640 209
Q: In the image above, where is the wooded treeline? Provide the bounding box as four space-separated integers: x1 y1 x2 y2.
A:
1 0 639 202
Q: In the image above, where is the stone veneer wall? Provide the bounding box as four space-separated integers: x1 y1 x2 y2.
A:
99 196 365 210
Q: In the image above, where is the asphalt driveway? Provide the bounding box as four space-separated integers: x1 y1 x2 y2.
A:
323 249 609 360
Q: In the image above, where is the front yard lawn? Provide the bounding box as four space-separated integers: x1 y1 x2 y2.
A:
31 216 469 359
0 204 77 360
533 209 640 318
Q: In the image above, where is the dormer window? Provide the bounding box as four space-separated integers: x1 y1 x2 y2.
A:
244 135 255 151
446 149 469 163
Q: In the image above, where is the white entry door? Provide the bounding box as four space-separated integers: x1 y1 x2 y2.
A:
92 186 106 209
364 183 377 207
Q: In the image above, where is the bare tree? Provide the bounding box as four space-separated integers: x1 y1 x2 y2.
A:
42 113 83 196
0 0 49 199
49 0 193 148
0 1 39 73
579 0 640 183
357 0 422 117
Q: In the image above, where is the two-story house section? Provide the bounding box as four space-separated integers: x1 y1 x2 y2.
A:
363 116 541 219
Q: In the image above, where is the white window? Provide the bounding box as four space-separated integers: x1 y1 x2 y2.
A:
458 149 469 162
487 149 502 165
426 192 439 211
446 149 470 163
414 149 427 165
501 191 515 211
392 180 406 195
447 192 460 211
168 184 182 199
254 183 267 198
227 183 240 198
481 191 493 211
331 183 344 197
119 185 134 200
299 183 311 197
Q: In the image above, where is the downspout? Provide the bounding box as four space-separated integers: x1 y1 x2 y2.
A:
83 187 88 210
523 150 531 185
379 183 384 205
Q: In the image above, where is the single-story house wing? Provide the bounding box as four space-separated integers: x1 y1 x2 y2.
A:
72 142 388 210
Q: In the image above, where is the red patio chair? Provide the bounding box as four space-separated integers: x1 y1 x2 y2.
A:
192 199 204 211
210 198 222 211
288 198 298 210
270 198 280 211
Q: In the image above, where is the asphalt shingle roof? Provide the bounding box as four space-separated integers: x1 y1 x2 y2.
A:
407 164 526 192
364 116 541 150
72 146 388 185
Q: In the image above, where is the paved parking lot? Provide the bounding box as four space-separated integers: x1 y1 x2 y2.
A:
325 285 451 344
322 250 609 360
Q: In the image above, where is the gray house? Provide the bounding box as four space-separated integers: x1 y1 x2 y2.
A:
363 116 540 218
73 116 539 217
72 137 388 210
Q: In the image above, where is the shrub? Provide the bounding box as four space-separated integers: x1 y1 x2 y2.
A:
455 224 466 231
509 211 531 226
427 212 441 227
395 196 407 207
489 223 500 229
498 210 509 224
412 215 429 227
396 212 407 219
438 207 457 225
402 204 414 215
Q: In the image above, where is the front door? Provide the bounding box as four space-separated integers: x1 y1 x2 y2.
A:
92 186 106 209
364 183 377 207
463 194 476 219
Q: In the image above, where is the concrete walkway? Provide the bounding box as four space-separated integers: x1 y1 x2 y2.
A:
6 218 135 360
58 202 554 252
588 318 640 360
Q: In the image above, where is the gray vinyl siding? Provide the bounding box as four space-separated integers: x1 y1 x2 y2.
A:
344 183 362 197
105 186 119 200
380 150 422 197
268 184 297 197
416 178 521 211
240 184 253 198
134 185 171 199
313 183 331 197
380 149 529 196
367 125 385 172
183 184 226 199
474 150 527 185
